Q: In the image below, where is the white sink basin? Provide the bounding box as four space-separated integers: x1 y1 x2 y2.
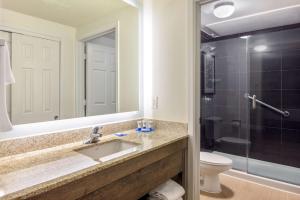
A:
75 140 140 162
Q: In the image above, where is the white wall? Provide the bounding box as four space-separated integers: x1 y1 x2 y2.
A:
143 0 188 123
143 2 199 200
77 6 139 113
0 8 76 120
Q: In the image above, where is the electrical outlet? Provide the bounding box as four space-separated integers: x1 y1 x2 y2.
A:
152 96 159 109
152 98 156 109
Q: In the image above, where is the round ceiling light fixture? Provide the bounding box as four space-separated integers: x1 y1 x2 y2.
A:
213 1 235 19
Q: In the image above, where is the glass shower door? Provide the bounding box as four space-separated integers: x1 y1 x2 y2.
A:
246 28 300 185
200 37 250 173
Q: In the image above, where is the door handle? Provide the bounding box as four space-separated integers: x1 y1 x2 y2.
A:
245 93 290 117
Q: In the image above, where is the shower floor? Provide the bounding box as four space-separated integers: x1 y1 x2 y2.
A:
214 151 300 186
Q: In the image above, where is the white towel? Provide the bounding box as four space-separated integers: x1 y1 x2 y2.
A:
0 41 15 131
149 180 185 200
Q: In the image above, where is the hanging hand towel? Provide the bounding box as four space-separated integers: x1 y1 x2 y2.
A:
0 41 15 131
149 180 185 200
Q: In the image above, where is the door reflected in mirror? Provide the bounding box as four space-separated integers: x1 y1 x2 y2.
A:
0 0 139 125
86 31 118 116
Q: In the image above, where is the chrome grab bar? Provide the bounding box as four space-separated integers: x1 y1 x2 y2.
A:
245 93 290 117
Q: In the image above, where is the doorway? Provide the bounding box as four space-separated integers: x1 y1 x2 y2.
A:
200 0 300 187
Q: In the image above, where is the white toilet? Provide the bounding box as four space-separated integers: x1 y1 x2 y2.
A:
200 152 232 193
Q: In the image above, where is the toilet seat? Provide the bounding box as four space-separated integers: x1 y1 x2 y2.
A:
200 152 232 166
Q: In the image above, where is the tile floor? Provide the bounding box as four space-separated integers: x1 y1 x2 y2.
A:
200 174 300 200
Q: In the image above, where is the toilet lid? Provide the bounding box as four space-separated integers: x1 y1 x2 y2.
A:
200 152 232 166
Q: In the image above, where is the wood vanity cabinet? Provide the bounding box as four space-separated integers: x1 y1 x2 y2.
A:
30 138 188 200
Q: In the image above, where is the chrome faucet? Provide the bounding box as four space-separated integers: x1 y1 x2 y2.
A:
84 126 103 144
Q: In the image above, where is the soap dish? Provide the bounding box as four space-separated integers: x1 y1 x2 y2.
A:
136 128 155 132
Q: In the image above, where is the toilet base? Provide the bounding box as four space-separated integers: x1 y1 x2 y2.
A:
200 174 221 193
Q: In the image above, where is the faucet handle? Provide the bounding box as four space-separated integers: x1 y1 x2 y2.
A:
85 126 103 144
92 126 99 134
92 126 103 136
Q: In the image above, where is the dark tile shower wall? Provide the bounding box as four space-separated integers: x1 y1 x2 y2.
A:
201 38 248 158
201 28 300 169
249 43 300 168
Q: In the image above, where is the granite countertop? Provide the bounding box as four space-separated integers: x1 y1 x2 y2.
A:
0 124 188 200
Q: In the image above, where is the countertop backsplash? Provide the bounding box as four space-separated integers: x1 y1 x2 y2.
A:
0 119 187 158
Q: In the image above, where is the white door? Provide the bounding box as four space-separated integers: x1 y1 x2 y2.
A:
86 43 116 116
11 33 60 124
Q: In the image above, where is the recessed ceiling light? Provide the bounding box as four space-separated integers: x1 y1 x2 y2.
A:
213 2 235 19
240 35 251 39
254 45 268 52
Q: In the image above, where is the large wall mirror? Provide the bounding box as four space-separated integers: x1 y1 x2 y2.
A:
0 0 140 126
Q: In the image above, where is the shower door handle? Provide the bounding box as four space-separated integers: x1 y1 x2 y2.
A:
245 93 290 117
252 95 256 109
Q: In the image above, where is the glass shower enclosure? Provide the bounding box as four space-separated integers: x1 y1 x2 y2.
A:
200 24 300 185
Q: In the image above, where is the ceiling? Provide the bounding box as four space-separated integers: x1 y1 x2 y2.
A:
0 0 130 27
201 0 300 36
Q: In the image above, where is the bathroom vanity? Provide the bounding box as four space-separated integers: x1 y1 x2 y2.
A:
0 1 192 199
0 122 188 200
